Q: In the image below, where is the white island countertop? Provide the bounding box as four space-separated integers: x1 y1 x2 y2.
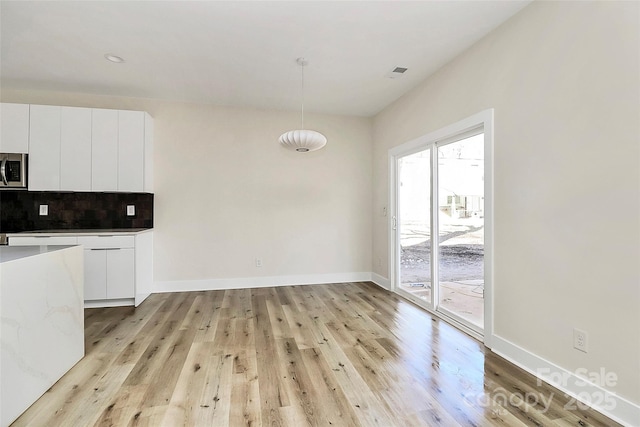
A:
1 244 84 427
0 245 76 264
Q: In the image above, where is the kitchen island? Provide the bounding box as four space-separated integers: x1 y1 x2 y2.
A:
0 245 84 427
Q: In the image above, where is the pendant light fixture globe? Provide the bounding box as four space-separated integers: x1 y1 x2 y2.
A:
279 58 327 153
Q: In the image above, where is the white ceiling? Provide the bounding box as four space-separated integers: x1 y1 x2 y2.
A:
1 1 531 117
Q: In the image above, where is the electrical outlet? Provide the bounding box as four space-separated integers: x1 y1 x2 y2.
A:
39 205 48 216
126 205 136 216
255 258 263 268
573 328 588 353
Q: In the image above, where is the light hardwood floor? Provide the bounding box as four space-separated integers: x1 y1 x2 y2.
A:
12 282 620 426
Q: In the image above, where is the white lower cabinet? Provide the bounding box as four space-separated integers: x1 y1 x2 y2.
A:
8 232 152 307
78 235 136 304
84 248 135 300
107 248 135 299
84 249 108 300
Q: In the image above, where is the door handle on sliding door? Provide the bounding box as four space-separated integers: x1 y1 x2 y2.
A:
392 216 397 230
1 157 8 186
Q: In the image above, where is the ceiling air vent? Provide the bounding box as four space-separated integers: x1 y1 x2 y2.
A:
386 66 408 79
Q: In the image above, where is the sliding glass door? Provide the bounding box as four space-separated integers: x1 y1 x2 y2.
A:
398 148 433 307
393 126 488 336
436 135 484 330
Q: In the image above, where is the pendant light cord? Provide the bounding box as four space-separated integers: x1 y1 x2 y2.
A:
300 59 305 130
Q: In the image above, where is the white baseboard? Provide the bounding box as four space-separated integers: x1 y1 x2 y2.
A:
84 298 134 309
154 272 373 293
491 335 640 426
370 273 390 290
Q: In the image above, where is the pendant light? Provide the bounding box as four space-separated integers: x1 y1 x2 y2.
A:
279 58 327 153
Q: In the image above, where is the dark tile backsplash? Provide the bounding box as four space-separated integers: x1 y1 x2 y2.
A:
0 191 153 232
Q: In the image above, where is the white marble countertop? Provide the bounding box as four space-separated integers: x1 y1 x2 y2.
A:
6 228 153 237
0 245 76 264
1 244 84 426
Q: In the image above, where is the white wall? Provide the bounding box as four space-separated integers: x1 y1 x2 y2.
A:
372 0 639 415
153 103 373 284
0 90 373 286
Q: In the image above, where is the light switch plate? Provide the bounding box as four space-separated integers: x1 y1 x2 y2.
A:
39 205 48 216
126 205 135 216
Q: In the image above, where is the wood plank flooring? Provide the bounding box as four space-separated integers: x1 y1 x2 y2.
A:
11 282 620 426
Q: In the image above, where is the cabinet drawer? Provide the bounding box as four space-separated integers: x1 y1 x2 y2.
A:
77 235 135 249
9 236 78 246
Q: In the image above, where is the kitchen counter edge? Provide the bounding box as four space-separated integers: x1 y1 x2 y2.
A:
6 228 154 237
0 245 79 264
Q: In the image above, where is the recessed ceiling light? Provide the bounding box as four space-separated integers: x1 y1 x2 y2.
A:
104 54 125 63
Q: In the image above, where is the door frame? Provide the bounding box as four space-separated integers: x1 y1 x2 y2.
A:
388 109 494 346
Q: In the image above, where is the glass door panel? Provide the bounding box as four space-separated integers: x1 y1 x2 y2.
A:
437 134 485 330
398 149 432 305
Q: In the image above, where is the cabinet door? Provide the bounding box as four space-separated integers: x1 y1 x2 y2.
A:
60 107 92 191
0 103 29 153
144 113 154 193
135 231 153 306
107 248 135 299
29 105 61 191
85 249 107 300
118 110 144 192
91 109 118 191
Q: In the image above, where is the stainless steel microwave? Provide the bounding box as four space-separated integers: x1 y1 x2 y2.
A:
0 153 27 189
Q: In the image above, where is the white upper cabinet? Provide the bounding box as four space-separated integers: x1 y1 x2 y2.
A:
117 110 145 192
0 103 30 153
60 107 92 191
92 109 152 192
91 109 119 191
144 113 154 193
27 105 153 193
29 105 61 191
